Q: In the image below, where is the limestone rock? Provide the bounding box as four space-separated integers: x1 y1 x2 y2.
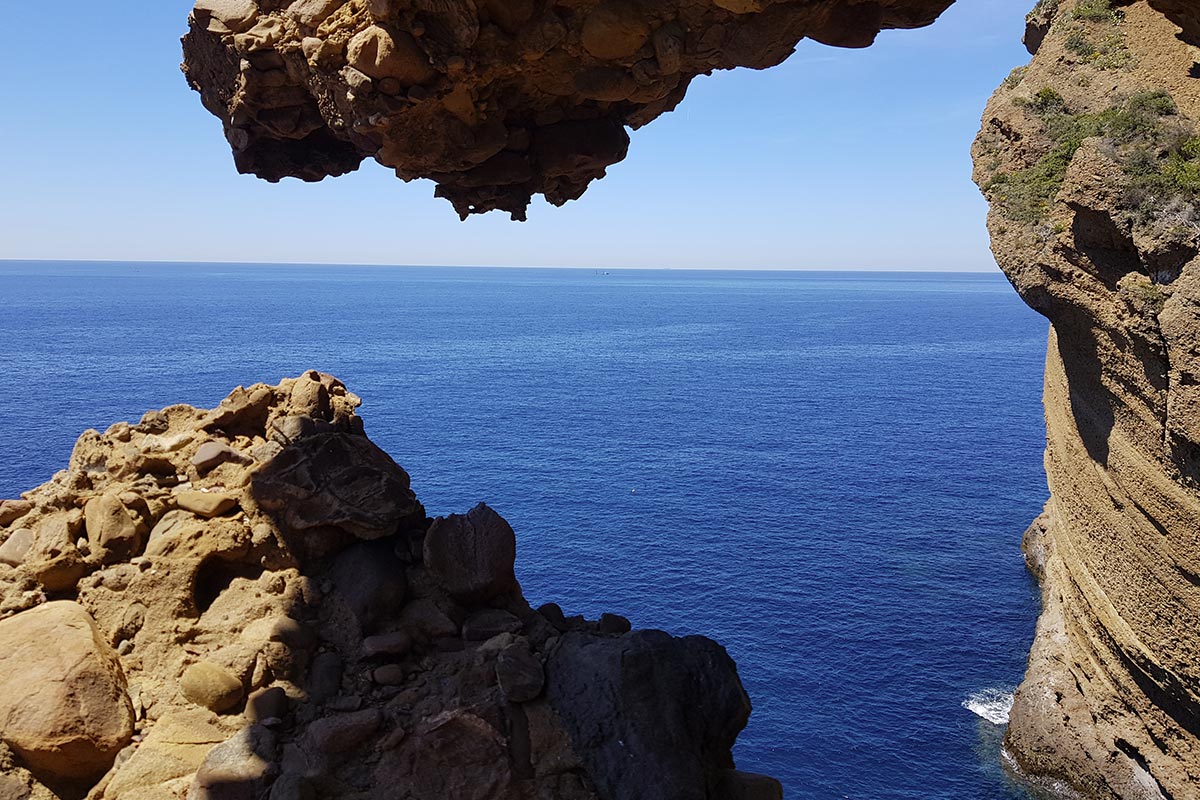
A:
181 0 955 219
423 503 517 603
85 492 142 561
181 662 244 713
0 376 769 800
103 711 229 800
0 601 134 780
190 441 246 473
0 529 34 567
175 491 238 519
0 500 32 527
972 2 1200 797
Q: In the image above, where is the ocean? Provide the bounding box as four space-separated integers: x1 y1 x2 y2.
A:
0 262 1049 799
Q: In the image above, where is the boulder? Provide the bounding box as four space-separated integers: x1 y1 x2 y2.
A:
423 503 517 603
496 643 544 703
545 630 751 800
0 529 34 567
346 25 434 86
329 538 407 634
373 711 512 800
180 662 244 713
192 0 259 33
191 441 247 473
462 609 522 641
0 601 134 780
103 711 229 800
188 725 278 800
0 500 32 527
252 432 424 549
304 709 382 754
176 491 239 518
85 492 142 561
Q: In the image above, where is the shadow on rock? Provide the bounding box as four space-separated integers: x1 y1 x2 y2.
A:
0 373 779 800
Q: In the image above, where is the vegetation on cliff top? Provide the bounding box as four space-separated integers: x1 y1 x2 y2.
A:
986 89 1200 225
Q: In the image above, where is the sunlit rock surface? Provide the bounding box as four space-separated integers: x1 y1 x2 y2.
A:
181 0 953 219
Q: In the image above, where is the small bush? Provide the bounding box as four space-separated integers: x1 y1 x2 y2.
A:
1029 87 1069 115
1072 0 1119 21
988 90 1193 223
1028 0 1060 21
1065 31 1094 58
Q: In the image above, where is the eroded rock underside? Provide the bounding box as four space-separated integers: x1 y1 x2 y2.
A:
180 0 953 219
0 373 777 800
973 1 1200 797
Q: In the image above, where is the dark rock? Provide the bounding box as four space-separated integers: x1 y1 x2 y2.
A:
537 602 568 632
252 432 424 551
307 652 342 703
462 609 522 642
718 769 785 800
362 630 412 658
305 709 382 754
372 664 407 686
545 630 751 800
330 538 407 634
373 710 513 798
247 686 289 723
423 503 517 603
496 644 543 703
598 613 631 635
189 725 278 800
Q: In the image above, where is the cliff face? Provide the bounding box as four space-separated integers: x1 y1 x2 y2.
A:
973 1 1200 797
0 374 776 800
180 0 953 219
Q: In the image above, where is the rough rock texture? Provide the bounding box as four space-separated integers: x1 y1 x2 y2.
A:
973 1 1200 797
181 0 954 219
0 374 773 800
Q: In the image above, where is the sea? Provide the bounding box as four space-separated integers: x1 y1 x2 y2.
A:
0 262 1049 800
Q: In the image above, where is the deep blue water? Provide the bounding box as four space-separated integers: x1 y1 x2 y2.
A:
0 262 1048 799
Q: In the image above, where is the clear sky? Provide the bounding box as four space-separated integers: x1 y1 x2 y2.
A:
0 1 1032 270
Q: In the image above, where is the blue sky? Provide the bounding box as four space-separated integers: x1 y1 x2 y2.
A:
0 1 1031 270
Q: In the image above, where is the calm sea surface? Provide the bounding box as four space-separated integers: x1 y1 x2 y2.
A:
0 262 1048 799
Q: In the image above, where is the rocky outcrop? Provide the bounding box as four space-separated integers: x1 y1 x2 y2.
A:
973 1 1200 797
180 0 954 219
0 373 777 800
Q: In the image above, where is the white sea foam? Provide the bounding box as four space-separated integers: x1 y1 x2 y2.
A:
963 687 1015 725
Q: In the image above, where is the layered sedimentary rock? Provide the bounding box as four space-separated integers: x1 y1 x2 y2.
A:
180 0 953 219
973 1 1200 797
0 374 777 800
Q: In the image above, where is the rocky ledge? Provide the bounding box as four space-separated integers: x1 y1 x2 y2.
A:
0 373 778 800
974 0 1200 797
180 0 953 219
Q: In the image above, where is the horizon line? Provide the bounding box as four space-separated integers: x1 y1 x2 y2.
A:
0 258 1003 274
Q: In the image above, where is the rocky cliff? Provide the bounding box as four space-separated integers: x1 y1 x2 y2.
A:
973 1 1200 797
0 373 778 800
174 1 1200 798
180 0 953 219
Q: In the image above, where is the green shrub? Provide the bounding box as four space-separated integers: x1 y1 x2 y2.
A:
1065 31 1094 58
1028 0 1060 21
1029 87 1068 115
1072 0 1119 21
987 90 1193 223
